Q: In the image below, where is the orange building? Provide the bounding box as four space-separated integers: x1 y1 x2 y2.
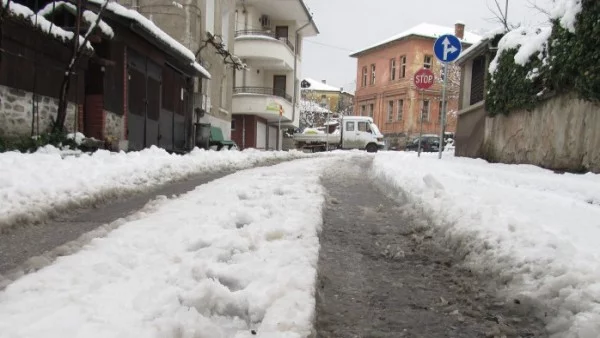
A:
350 22 480 149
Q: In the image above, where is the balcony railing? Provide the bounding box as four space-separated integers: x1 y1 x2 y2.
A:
234 86 292 103
234 30 295 52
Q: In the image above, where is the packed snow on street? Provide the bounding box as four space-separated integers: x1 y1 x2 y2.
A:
372 151 600 338
0 146 313 231
0 156 346 338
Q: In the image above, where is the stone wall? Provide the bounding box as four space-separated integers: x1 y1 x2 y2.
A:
104 111 126 151
0 85 77 138
482 93 600 173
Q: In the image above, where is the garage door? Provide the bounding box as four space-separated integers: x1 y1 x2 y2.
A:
268 126 277 150
256 121 267 149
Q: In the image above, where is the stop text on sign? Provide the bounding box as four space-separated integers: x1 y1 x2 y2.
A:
414 68 435 90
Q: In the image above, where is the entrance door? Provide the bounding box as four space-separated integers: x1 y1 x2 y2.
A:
273 75 286 98
256 121 267 149
127 67 146 151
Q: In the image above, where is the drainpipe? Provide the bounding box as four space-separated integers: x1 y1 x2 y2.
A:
292 17 313 129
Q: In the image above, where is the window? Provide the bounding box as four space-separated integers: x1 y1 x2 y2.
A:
358 121 371 132
360 105 366 116
470 55 486 105
361 66 367 87
389 58 396 81
422 100 430 121
320 94 327 108
397 99 404 120
369 103 374 117
387 100 394 122
231 119 236 130
346 121 355 131
423 55 433 69
399 55 406 78
370 64 376 85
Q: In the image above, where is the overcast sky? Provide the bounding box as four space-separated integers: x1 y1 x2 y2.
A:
300 0 551 92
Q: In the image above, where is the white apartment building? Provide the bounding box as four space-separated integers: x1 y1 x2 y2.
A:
230 0 318 150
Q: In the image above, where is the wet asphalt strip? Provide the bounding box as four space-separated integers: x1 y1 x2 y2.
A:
314 156 547 338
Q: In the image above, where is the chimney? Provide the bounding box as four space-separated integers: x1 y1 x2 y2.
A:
455 21 465 39
321 80 326 84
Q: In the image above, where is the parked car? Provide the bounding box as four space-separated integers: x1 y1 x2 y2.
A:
405 134 442 152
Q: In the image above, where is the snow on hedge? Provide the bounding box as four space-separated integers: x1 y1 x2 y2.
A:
489 0 582 75
371 152 600 337
0 158 330 337
0 147 313 231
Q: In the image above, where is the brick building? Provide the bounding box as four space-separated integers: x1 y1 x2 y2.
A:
350 22 480 149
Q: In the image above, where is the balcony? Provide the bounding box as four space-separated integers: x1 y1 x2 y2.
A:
233 86 292 103
232 86 295 125
234 30 295 70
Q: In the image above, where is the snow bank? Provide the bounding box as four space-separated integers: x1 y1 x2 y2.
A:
0 147 313 231
371 152 600 337
0 158 331 337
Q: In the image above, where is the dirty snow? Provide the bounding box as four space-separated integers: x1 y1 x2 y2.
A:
371 152 600 338
0 158 331 337
0 147 313 231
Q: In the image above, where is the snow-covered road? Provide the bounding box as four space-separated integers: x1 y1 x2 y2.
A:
0 147 313 231
0 157 336 338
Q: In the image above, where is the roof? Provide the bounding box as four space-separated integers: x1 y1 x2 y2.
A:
2 0 93 52
87 0 211 79
456 27 506 65
38 1 114 38
301 78 354 95
350 22 482 57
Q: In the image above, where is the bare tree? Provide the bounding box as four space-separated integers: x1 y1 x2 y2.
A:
54 0 110 133
438 63 461 100
486 0 510 31
299 90 331 130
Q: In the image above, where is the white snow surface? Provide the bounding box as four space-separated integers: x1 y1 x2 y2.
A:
551 0 583 33
489 26 552 74
86 0 210 79
301 78 342 93
300 99 332 114
38 1 114 38
352 22 482 56
0 147 313 231
0 158 334 337
371 152 600 338
2 0 92 50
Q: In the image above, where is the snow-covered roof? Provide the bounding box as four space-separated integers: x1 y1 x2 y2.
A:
1 0 93 51
38 1 114 38
87 0 211 79
350 22 482 57
302 78 341 92
301 78 354 95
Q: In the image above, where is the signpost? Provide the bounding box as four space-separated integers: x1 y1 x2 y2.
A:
433 34 462 159
414 68 435 157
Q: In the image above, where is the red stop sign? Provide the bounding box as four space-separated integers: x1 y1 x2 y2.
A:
414 68 435 90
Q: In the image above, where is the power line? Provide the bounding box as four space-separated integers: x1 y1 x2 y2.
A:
303 39 355 52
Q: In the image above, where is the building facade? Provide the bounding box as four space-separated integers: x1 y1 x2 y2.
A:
230 0 318 150
300 78 354 115
118 0 237 140
350 22 480 149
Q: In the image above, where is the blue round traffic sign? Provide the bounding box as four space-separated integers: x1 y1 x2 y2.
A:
433 34 462 63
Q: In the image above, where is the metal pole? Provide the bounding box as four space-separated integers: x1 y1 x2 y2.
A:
325 110 329 152
439 62 448 159
278 113 281 151
418 89 424 157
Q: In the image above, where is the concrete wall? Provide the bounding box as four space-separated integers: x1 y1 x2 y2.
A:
482 93 600 173
0 85 77 139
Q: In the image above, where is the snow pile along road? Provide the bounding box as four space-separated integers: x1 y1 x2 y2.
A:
371 152 600 338
0 158 332 337
0 147 312 231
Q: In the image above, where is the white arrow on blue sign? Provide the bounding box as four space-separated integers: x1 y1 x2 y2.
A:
433 34 462 63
